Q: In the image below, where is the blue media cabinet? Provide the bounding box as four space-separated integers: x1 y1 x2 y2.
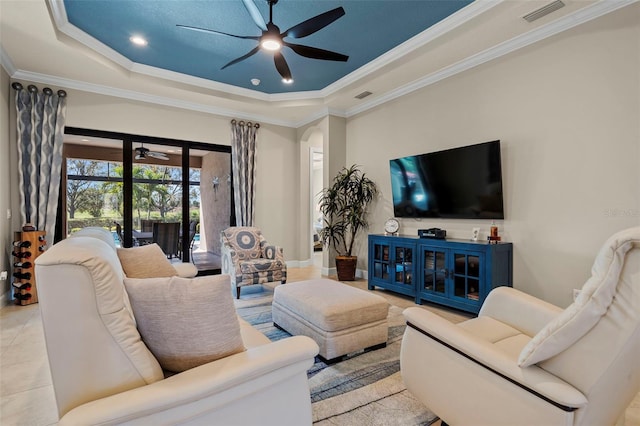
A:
368 234 513 314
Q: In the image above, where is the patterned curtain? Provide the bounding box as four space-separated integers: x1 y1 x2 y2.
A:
230 119 259 226
13 83 67 244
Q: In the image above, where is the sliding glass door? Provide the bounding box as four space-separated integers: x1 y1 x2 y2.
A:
61 128 232 273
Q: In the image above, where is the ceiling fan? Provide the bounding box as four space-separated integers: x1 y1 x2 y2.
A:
135 144 169 161
177 0 348 82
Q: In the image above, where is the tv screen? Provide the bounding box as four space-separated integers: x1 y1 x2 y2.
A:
390 140 504 219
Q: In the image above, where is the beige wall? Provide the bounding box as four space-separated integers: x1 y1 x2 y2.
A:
1 68 10 305
252 123 298 255
346 5 640 307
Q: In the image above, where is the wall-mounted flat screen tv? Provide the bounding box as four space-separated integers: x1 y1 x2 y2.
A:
390 140 504 219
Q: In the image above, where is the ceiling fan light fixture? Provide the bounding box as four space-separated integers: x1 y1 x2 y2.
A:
282 78 293 84
260 36 281 51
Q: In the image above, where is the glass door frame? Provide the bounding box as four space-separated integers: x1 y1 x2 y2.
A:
60 127 234 262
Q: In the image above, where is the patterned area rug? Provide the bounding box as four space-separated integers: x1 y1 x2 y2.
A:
234 289 438 426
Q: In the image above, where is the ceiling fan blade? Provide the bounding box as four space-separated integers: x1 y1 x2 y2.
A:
281 7 345 39
273 52 292 81
241 0 267 31
283 42 348 62
147 151 170 160
176 24 259 41
221 45 261 70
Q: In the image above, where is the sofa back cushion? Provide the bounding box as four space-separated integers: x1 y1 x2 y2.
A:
35 236 164 417
69 226 117 251
518 227 640 367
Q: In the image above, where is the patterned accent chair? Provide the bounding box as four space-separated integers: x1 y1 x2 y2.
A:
221 227 287 299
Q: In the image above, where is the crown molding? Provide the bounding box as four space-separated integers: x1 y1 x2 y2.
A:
10 0 636 129
46 0 499 102
319 0 503 96
344 0 639 119
9 69 296 127
0 45 16 76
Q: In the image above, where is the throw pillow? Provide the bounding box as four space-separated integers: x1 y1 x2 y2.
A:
117 243 178 278
123 275 245 373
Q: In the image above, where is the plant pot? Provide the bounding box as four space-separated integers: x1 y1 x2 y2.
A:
335 256 357 281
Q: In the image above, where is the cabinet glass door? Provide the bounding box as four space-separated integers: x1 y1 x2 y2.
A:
422 248 447 295
372 243 390 280
393 246 413 286
453 252 482 301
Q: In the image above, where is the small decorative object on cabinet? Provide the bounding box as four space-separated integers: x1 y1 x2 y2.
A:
368 234 512 314
11 230 46 305
384 218 400 236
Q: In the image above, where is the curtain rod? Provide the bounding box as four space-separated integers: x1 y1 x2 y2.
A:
231 119 259 128
11 82 67 97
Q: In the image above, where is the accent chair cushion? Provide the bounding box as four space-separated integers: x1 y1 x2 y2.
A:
123 274 246 373
240 259 284 274
518 229 637 367
117 243 178 278
222 227 262 260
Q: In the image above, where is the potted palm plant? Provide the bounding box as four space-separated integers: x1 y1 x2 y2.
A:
318 165 378 281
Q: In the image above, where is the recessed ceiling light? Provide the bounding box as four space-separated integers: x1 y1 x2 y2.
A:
81 138 89 142
282 78 293 84
130 35 148 46
251 78 260 86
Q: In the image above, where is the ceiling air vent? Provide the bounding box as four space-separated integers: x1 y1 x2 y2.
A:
523 0 565 23
355 91 373 100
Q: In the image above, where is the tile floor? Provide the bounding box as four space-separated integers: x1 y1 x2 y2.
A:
1 254 639 425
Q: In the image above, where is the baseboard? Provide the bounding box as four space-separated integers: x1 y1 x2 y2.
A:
323 266 335 276
284 262 367 281
286 259 314 268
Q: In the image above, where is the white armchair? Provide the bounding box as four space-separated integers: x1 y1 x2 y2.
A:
35 228 318 425
400 227 640 426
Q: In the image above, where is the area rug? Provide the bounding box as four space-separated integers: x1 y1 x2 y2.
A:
235 289 438 426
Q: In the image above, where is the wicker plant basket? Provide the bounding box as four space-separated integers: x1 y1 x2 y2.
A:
335 256 357 281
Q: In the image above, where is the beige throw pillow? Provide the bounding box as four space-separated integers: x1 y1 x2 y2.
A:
124 275 245 373
117 243 178 278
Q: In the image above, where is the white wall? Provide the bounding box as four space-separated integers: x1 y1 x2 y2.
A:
1 67 11 305
346 5 640 307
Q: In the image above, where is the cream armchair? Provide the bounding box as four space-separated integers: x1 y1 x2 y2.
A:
35 228 318 425
401 227 640 426
221 226 287 298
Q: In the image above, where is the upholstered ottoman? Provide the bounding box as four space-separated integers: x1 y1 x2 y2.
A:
272 279 389 362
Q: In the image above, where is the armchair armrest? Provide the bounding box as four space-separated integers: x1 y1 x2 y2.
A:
479 286 563 336
59 336 319 425
402 307 587 410
220 243 241 277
